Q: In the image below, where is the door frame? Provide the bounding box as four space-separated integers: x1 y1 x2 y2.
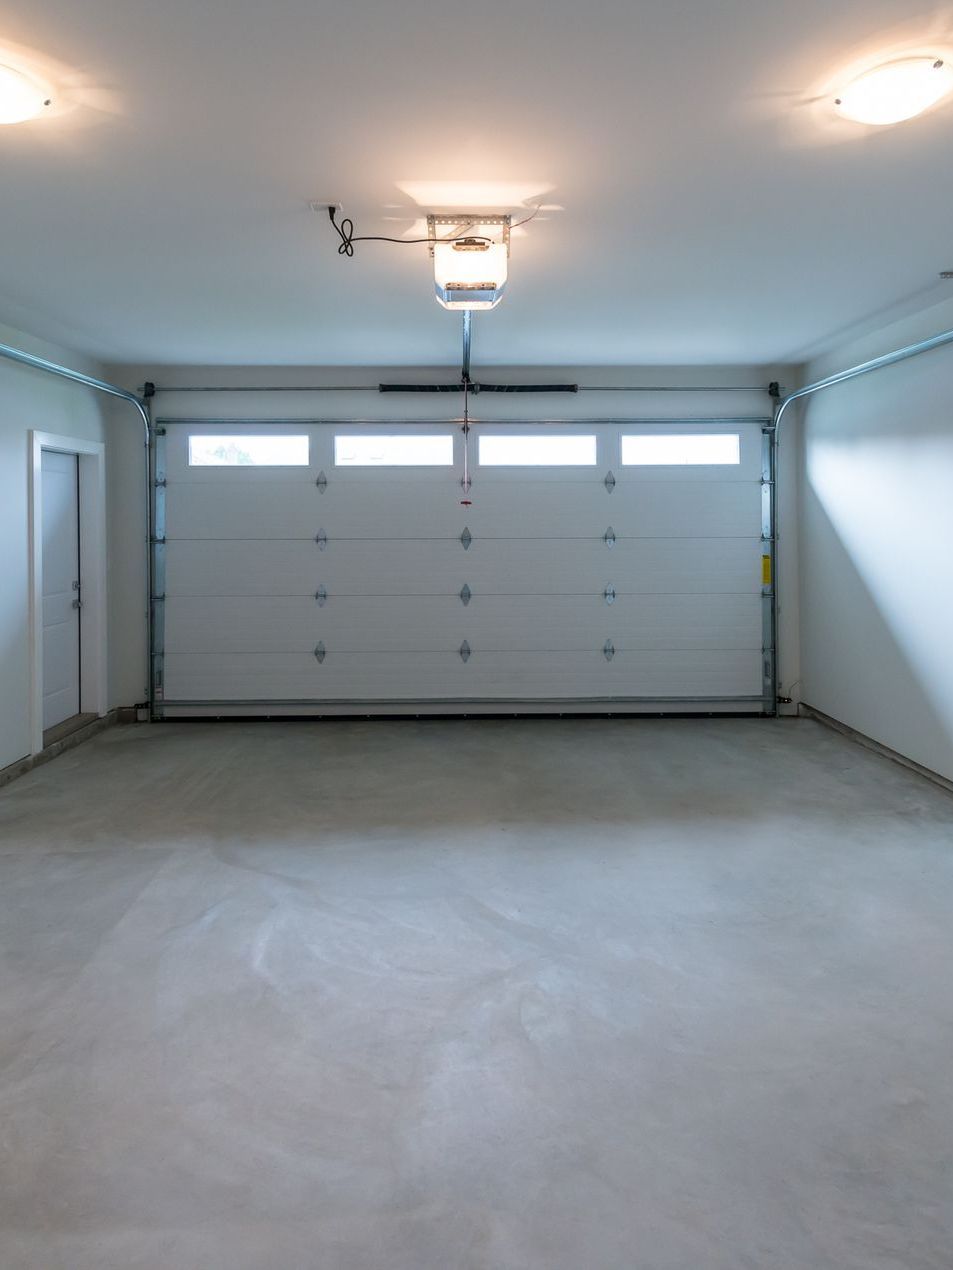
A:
153 417 775 717
29 432 107 754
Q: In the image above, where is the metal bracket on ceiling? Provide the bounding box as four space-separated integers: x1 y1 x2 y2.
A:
427 213 512 258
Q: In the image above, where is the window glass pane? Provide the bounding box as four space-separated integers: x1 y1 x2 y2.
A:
621 434 740 465
334 435 454 466
478 435 597 466
188 435 309 466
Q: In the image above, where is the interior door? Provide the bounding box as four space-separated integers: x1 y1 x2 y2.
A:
41 449 81 731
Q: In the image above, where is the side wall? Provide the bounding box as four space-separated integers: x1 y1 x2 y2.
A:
0 325 112 769
799 296 953 783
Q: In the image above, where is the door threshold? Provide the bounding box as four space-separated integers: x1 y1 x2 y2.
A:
43 712 98 749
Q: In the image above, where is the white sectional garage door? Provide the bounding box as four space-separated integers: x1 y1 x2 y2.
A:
155 421 772 715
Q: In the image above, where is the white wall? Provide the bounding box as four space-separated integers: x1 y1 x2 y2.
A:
108 362 799 714
0 324 112 769
798 295 953 783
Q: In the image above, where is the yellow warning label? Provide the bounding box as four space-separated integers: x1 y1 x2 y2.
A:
762 554 773 586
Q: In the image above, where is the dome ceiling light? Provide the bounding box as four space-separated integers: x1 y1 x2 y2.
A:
0 61 52 124
834 56 953 125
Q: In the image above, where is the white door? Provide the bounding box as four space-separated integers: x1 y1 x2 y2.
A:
41 450 81 730
157 421 770 715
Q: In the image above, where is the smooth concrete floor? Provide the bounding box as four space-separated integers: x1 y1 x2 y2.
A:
1 717 952 1270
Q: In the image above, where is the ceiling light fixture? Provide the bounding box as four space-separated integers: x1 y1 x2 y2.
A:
834 56 953 125
0 62 51 124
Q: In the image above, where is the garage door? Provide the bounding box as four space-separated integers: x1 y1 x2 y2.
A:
153 420 773 715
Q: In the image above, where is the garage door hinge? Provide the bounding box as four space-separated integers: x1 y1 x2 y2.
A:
459 640 471 662
603 527 616 548
460 584 472 606
314 642 326 663
460 527 472 550
154 478 167 488
604 470 616 493
151 536 166 545
603 639 615 661
604 585 616 605
316 471 328 492
315 586 328 606
315 529 328 550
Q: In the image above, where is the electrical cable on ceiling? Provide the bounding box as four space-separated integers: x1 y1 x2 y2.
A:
327 205 491 257
510 204 543 229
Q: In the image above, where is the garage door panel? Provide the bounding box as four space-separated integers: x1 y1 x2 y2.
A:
463 481 762 539
166 480 761 544
166 481 470 541
166 482 319 541
598 482 762 538
166 538 763 597
163 649 763 702
165 593 763 654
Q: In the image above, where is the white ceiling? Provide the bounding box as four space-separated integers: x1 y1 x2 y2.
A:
2 0 953 366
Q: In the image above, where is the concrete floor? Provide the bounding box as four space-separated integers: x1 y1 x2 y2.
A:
1 718 952 1270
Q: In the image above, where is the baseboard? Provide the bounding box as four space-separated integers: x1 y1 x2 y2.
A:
0 710 119 790
800 704 953 796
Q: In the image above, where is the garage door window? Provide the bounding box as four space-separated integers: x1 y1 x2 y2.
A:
188 435 310 466
478 435 597 466
621 434 740 465
334 435 454 466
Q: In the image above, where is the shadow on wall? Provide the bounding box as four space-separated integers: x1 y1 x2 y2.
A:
800 479 953 783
